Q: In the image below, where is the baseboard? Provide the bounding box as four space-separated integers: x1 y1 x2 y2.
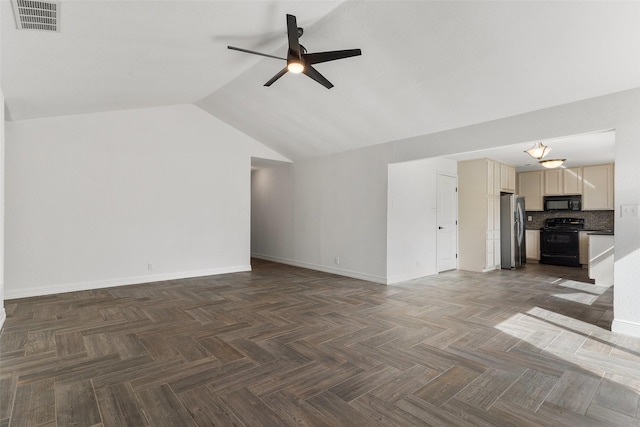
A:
251 253 387 285
611 319 640 338
4 265 252 300
386 270 437 285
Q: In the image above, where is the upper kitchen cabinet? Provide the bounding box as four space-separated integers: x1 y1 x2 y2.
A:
544 169 563 195
583 164 614 210
544 167 583 195
485 159 515 195
518 171 544 211
518 164 612 210
562 167 583 194
486 159 501 196
500 163 516 193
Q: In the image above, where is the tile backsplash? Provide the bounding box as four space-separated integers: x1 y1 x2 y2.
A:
525 210 614 231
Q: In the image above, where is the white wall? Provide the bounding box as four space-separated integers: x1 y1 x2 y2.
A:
4 104 277 298
251 164 294 259
252 145 390 283
0 86 5 328
0 2 5 329
387 157 457 284
252 88 640 337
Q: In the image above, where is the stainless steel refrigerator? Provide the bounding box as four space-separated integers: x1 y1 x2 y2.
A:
500 194 526 269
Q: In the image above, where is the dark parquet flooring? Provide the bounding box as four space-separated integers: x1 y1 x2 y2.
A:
1 259 639 426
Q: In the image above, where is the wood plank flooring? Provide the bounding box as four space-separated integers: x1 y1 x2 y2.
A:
1 260 639 426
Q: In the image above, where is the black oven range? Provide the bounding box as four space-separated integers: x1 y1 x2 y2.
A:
540 217 585 267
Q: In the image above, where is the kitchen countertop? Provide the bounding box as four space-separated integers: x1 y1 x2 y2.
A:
525 228 614 235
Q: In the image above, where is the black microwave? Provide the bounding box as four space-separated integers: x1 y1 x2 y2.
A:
543 195 582 211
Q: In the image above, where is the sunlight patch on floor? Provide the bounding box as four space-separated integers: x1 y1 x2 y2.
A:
551 292 599 305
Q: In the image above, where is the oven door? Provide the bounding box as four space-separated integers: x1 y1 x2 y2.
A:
540 229 581 266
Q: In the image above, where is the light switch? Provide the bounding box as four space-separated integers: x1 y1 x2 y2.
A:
621 204 639 218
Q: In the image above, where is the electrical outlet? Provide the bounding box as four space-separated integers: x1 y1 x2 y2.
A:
334 257 340 265
148 263 153 271
621 204 639 218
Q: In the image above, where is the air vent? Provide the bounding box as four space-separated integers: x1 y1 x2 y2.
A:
12 0 60 32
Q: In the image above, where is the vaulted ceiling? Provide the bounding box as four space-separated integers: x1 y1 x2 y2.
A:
3 1 640 163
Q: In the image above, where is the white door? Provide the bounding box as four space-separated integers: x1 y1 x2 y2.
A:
437 173 458 272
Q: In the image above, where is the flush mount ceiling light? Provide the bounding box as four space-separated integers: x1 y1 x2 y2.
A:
539 159 566 169
524 142 551 160
524 142 566 169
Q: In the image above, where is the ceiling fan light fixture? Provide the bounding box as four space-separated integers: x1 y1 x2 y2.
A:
228 14 361 89
539 159 566 169
525 142 551 159
287 61 304 74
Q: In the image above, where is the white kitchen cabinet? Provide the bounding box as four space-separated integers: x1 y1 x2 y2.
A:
583 164 614 210
579 231 589 265
525 229 540 261
518 171 544 211
487 160 501 196
458 159 502 272
563 167 583 194
544 169 563 195
500 163 516 193
544 167 582 196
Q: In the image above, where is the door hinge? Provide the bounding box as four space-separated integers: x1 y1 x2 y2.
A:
456 254 458 258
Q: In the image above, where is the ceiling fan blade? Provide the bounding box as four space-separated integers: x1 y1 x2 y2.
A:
286 14 301 58
228 46 286 61
303 65 334 89
264 67 289 87
304 49 362 65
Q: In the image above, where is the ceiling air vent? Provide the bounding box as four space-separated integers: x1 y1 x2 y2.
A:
12 0 60 32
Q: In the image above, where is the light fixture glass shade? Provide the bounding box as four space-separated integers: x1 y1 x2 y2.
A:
539 159 566 169
287 61 304 74
525 142 551 159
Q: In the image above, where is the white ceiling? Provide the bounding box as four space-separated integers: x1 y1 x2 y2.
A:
446 130 616 172
2 1 639 163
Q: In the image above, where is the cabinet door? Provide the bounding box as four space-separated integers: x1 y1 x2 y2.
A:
579 231 589 265
508 166 516 192
485 196 500 270
518 171 544 211
583 164 614 210
500 163 516 192
544 169 563 195
563 167 583 194
487 160 500 196
525 230 540 260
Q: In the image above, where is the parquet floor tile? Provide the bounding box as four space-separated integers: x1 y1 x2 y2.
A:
1 260 639 426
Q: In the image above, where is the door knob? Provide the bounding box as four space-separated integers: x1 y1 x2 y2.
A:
439 226 444 229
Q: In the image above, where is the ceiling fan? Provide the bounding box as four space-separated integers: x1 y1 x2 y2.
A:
228 14 362 89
